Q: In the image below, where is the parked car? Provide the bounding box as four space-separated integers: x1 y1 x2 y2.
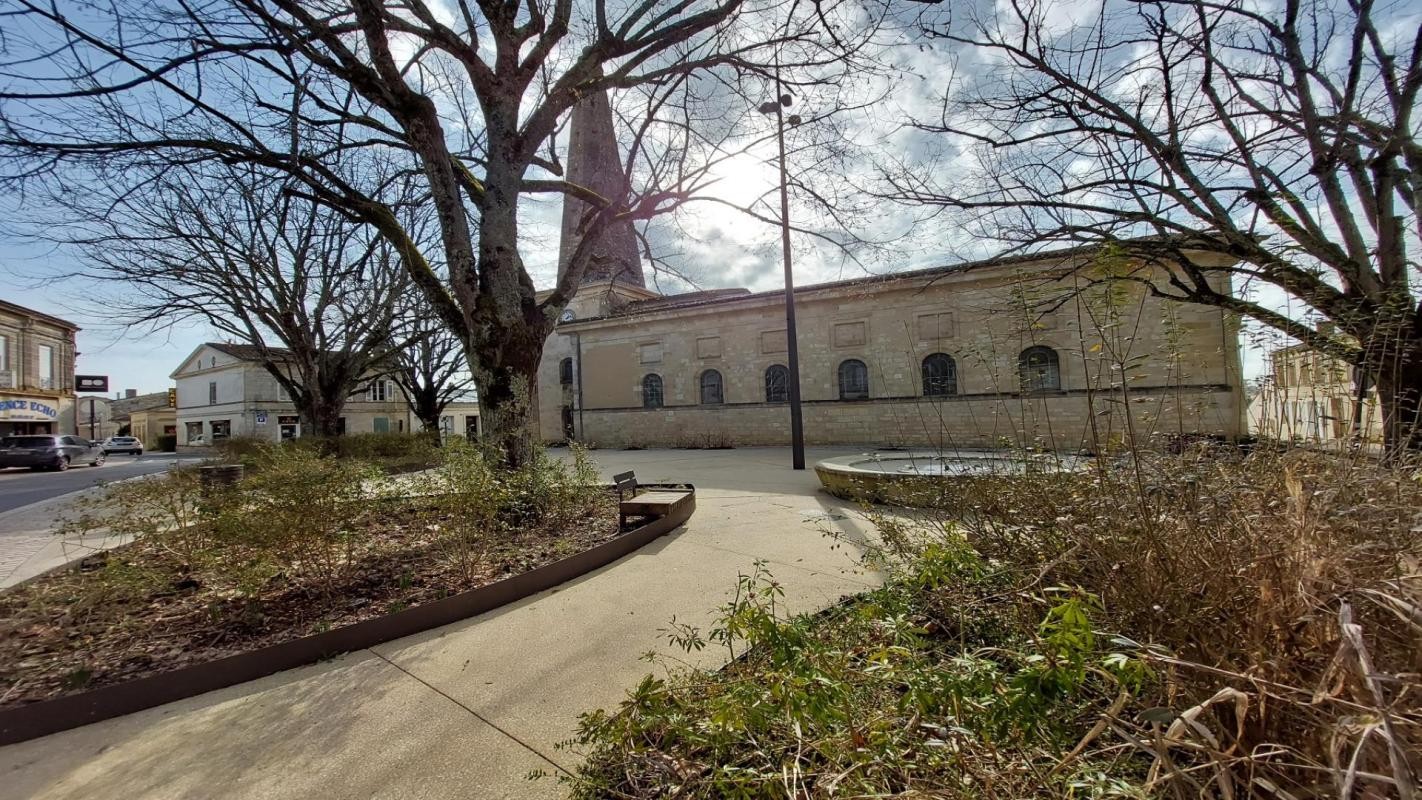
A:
0 435 106 471
102 436 145 455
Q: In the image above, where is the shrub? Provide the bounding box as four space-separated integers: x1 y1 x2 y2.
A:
210 432 440 474
208 446 385 597
420 441 603 579
568 450 1422 798
155 434 177 452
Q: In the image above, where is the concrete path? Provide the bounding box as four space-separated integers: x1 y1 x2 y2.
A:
0 455 204 587
0 447 882 799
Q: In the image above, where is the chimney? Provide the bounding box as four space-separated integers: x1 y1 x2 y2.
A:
125 388 138 399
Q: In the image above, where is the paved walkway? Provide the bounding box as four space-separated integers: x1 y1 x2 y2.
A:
1 447 882 799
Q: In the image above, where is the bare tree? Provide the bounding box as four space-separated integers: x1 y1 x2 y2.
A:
59 161 413 436
886 0 1421 450
390 305 477 438
0 0 891 466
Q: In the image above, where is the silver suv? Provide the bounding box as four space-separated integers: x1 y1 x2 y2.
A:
102 436 144 455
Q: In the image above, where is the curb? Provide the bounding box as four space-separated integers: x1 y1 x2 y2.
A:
0 485 695 746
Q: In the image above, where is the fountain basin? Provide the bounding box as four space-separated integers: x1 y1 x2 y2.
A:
815 450 1080 505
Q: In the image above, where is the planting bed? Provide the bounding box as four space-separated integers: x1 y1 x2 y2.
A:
0 495 622 711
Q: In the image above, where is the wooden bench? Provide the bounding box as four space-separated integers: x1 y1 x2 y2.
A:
614 470 693 530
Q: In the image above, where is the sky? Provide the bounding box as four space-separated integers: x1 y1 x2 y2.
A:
0 0 1354 393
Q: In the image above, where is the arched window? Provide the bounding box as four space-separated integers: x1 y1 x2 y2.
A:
921 353 958 397
1019 346 1061 392
838 359 869 400
764 365 789 403
699 369 724 404
642 374 663 409
559 357 574 386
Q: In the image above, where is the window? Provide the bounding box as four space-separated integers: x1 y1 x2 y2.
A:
210 419 231 440
642 374 664 408
373 417 390 433
208 381 217 405
764 365 789 403
37 344 54 389
699 369 724 405
276 383 289 402
185 421 203 443
838 359 869 400
1019 346 1061 392
0 333 8 371
921 353 958 397
559 357 574 386
367 379 391 402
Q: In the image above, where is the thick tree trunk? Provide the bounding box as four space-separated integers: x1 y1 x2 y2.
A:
1373 340 1422 452
470 163 551 470
297 394 345 440
471 338 542 469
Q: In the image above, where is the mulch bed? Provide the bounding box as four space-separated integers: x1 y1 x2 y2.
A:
0 495 620 709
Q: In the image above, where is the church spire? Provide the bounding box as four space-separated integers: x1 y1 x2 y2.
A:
558 89 645 288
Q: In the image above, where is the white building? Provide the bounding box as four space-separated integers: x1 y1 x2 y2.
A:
171 343 479 446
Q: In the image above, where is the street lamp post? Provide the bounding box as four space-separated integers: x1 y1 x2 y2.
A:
760 78 806 470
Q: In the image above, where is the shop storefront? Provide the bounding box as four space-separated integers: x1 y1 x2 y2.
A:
0 397 64 437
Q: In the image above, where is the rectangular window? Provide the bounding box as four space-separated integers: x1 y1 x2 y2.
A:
210 419 231 440
367 380 391 402
185 421 203 443
208 381 217 405
0 333 8 371
373 417 390 433
276 383 289 401
37 344 54 389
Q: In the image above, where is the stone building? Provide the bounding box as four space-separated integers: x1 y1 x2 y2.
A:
171 343 478 446
0 300 79 437
1248 341 1381 445
536 94 1245 452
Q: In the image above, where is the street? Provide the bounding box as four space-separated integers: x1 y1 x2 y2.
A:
0 454 201 515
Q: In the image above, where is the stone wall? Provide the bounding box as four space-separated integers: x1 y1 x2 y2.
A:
576 388 1241 451
543 252 1247 450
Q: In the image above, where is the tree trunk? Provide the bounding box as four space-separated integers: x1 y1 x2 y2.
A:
1372 341 1422 453
471 339 541 469
471 163 549 470
298 394 345 440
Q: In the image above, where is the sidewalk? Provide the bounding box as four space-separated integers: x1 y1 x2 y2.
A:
0 488 123 590
1 447 882 799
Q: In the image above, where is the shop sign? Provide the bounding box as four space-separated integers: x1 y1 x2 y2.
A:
278 415 299 425
76 375 109 392
0 399 61 421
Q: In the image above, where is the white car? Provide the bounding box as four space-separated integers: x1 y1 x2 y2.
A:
102 436 145 455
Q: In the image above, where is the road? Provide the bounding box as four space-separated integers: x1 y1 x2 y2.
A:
0 454 201 515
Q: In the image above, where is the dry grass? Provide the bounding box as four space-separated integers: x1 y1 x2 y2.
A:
569 447 1422 798
893 447 1422 798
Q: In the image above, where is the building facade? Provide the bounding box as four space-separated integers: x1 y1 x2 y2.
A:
529 90 1245 452
1248 342 1381 445
0 300 79 437
538 252 1246 452
171 343 478 446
